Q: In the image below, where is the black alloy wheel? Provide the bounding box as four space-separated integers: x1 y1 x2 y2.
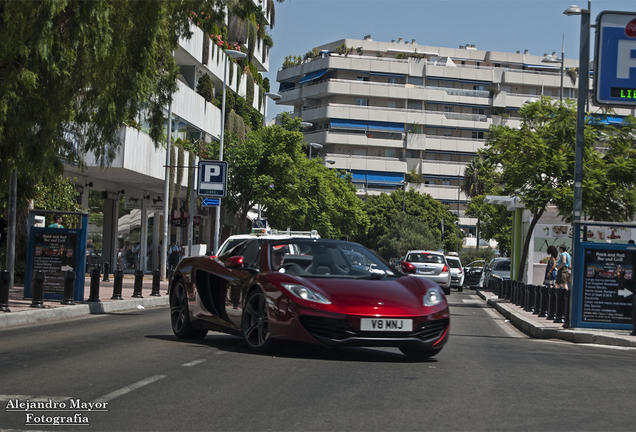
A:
170 280 208 340
242 290 272 351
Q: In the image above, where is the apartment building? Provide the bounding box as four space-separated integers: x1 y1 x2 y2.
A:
275 36 634 236
63 2 273 272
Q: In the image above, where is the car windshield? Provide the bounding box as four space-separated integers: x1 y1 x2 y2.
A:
268 239 397 278
406 253 444 264
494 261 511 271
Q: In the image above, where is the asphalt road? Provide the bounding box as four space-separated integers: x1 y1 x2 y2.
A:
2 291 636 431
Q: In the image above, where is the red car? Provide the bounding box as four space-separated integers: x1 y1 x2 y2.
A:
169 238 449 360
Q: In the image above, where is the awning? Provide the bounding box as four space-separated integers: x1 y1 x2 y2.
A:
278 81 295 91
588 116 625 125
330 119 404 133
369 72 404 78
351 170 404 186
299 69 328 85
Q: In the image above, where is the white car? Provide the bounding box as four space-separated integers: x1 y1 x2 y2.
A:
445 255 464 291
215 228 320 257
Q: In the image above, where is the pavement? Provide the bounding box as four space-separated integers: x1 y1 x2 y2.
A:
0 273 169 329
475 288 636 348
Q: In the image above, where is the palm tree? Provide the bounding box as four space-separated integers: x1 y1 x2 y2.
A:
461 157 490 249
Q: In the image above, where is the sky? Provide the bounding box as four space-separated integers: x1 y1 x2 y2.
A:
262 0 636 121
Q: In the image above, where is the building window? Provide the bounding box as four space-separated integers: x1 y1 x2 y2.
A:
444 131 452 137
441 180 450 186
385 149 396 158
472 108 485 115
473 85 487 91
354 148 367 156
444 106 454 113
472 131 484 139
388 78 397 84
388 100 397 108
356 99 368 106
407 100 422 110
407 76 423 86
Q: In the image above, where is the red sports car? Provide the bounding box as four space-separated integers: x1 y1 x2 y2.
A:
169 238 449 360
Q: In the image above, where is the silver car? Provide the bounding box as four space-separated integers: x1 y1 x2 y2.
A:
401 250 451 294
445 255 464 291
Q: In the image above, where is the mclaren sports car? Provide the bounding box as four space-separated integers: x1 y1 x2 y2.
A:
169 238 450 360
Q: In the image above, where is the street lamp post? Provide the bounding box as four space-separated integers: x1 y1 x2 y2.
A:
258 92 282 219
564 1 591 326
214 49 246 255
541 34 565 102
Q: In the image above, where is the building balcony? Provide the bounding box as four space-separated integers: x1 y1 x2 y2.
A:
172 80 222 139
323 153 407 173
305 130 404 149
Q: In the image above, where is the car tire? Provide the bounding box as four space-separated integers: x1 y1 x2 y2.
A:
170 280 208 340
242 290 272 352
443 287 451 295
399 346 442 361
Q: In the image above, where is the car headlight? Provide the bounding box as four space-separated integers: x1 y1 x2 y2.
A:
281 283 331 304
423 286 444 307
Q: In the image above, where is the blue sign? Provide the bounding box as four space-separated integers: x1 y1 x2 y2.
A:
202 198 220 206
594 11 636 107
198 160 228 198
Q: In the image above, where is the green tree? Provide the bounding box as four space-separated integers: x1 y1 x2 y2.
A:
485 97 636 280
376 213 439 260
357 189 460 253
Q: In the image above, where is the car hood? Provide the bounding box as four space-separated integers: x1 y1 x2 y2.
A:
303 276 433 314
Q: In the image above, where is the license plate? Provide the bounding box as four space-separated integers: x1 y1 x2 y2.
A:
418 269 434 274
360 318 413 332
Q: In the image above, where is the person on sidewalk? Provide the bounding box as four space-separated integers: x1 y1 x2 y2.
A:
48 214 64 228
556 244 571 289
543 245 558 286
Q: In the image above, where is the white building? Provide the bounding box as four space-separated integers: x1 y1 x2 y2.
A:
274 36 634 237
64 2 274 272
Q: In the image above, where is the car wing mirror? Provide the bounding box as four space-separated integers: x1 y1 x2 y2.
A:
226 256 244 269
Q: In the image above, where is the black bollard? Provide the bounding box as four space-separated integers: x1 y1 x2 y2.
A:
553 288 565 324
102 262 110 282
31 271 45 308
87 268 101 302
533 285 541 314
150 270 161 297
111 270 124 300
546 287 557 320
132 269 143 298
524 284 534 312
563 290 571 328
538 285 549 318
61 270 76 305
631 292 636 336
1 270 11 312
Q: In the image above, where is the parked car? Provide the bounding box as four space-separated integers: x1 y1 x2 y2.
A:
445 254 464 291
401 250 451 295
463 260 486 289
481 258 511 290
215 229 319 257
169 238 450 360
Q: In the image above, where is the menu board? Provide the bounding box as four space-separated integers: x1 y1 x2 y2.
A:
32 231 77 296
582 248 636 324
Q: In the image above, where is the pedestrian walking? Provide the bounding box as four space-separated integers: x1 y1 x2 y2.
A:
556 244 572 289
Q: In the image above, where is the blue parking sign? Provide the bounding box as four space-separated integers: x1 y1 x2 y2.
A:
594 11 636 107
198 160 228 198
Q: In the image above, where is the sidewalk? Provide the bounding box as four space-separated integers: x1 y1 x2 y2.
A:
0 274 170 329
476 288 636 348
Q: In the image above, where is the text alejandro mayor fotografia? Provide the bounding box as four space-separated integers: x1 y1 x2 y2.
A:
6 398 109 426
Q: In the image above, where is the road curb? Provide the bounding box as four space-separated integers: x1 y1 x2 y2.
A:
476 290 636 348
0 296 169 329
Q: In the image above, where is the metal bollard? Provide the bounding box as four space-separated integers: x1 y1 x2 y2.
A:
132 269 143 298
1 270 11 312
546 287 557 320
111 270 123 300
524 284 534 312
150 270 161 297
102 262 110 282
533 285 541 314
87 268 101 302
538 285 549 318
553 288 565 324
563 290 571 329
31 271 45 308
61 270 75 305
631 292 636 336
519 283 526 309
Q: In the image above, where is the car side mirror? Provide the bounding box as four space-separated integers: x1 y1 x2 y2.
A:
226 256 244 269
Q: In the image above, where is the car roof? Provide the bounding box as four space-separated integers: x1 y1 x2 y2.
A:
406 250 445 255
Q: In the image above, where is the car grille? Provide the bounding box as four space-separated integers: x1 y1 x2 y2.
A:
300 316 448 343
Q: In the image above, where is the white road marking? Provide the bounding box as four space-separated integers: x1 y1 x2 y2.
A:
0 395 72 402
94 375 166 403
482 305 525 338
181 359 206 367
462 299 483 304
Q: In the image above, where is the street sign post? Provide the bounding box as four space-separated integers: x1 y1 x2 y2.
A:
594 11 636 107
197 160 228 198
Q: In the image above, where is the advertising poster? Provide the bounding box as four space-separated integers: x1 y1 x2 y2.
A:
581 248 636 325
33 231 77 296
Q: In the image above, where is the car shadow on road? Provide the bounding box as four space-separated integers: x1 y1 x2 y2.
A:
147 334 440 363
